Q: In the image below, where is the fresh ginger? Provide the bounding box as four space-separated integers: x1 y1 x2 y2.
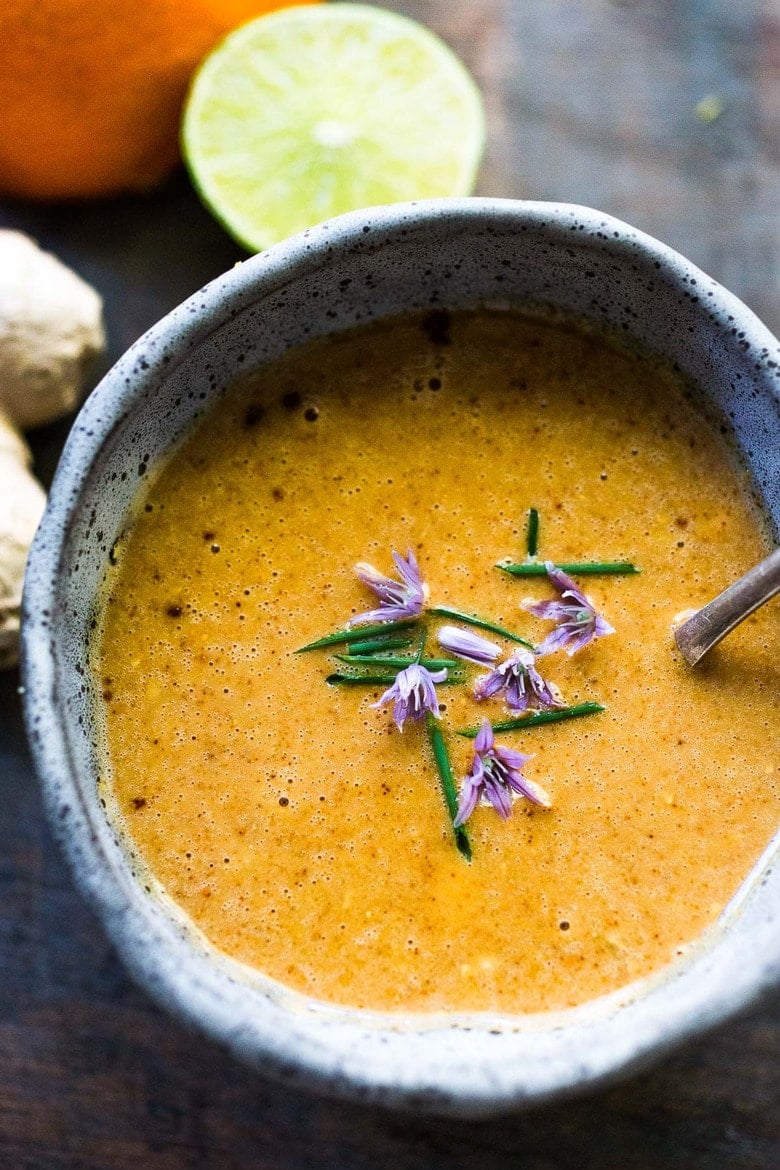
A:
0 230 105 667
0 410 46 668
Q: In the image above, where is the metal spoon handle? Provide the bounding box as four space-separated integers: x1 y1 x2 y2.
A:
674 547 780 665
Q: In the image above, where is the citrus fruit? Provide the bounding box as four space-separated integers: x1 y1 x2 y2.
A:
182 3 485 251
0 0 318 200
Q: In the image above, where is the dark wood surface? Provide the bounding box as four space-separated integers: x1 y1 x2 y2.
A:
1 1 778 1166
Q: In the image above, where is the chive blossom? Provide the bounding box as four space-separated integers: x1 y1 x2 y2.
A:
436 625 502 665
349 548 429 625
523 562 615 656
455 718 551 826
371 661 448 730
473 646 565 713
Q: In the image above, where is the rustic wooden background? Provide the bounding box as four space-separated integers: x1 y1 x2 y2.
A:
1 1 778 1166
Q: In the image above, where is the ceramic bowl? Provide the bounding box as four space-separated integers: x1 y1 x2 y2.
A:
21 199 780 1116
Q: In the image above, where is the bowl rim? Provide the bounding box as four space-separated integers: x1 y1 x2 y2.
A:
20 197 780 1115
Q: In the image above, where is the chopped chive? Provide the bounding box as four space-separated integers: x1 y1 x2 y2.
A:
526 507 540 557
497 562 639 577
428 605 534 648
457 701 606 738
336 654 460 670
346 636 413 655
426 713 471 861
414 629 427 665
295 618 419 653
326 673 463 687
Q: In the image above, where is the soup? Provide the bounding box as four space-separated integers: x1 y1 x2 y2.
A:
93 309 778 1014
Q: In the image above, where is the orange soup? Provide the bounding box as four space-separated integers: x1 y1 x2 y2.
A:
93 309 779 1014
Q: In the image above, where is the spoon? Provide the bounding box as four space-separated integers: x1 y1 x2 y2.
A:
674 547 780 665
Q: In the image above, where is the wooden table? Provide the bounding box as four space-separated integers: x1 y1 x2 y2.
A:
1 2 778 1165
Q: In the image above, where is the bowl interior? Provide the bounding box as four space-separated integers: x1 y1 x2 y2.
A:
21 200 780 1115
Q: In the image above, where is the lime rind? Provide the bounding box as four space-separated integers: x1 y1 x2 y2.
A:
182 3 485 251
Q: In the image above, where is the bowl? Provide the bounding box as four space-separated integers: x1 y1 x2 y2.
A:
21 199 780 1116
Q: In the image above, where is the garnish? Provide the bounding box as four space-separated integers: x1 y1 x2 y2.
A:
428 605 533 647
436 624 502 665
437 624 562 713
326 672 461 687
523 562 615 656
371 660 447 731
346 635 414 655
349 548 429 626
304 529 628 859
295 617 419 653
457 701 605 738
337 653 460 671
498 561 639 576
526 507 540 557
473 646 564 712
454 718 551 826
426 713 472 860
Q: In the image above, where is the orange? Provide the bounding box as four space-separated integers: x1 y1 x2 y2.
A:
0 0 318 200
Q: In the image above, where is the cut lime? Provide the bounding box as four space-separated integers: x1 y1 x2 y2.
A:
182 3 485 251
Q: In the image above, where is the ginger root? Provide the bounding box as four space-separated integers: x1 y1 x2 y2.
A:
0 411 47 668
0 230 105 667
0 230 105 428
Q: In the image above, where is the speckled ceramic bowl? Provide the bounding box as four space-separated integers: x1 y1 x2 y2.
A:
21 200 780 1116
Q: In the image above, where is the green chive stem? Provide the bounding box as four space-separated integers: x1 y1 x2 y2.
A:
346 636 413 655
428 605 534 648
414 629 427 665
497 562 640 577
295 618 419 653
457 701 606 738
526 508 540 557
336 654 459 670
426 713 471 861
326 673 463 687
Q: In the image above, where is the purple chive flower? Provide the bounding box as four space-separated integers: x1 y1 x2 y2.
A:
436 624 501 665
455 719 551 827
523 561 615 657
349 548 429 626
371 662 447 731
473 646 565 713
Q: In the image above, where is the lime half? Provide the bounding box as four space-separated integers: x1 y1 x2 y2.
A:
182 3 485 251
